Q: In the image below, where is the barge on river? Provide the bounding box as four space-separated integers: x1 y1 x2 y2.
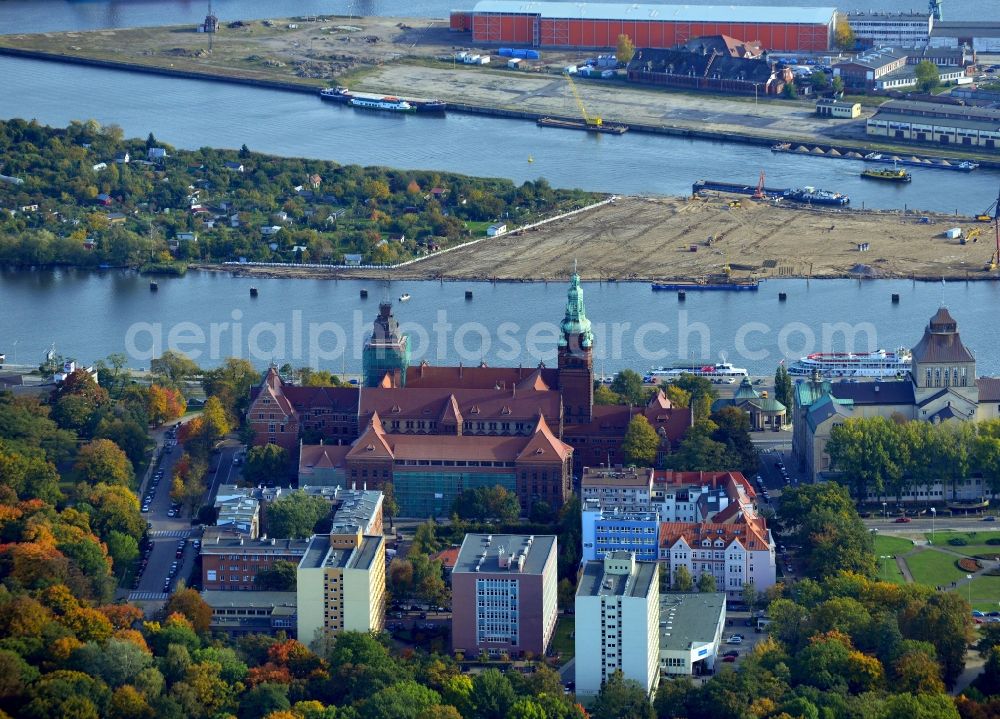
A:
652 277 760 291
536 117 628 134
320 86 446 113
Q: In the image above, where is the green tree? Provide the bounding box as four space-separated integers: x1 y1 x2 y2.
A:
670 374 717 421
616 34 636 65
451 486 520 523
622 414 659 467
809 70 831 92
673 565 694 592
589 670 654 719
697 572 717 593
710 407 758 476
382 481 399 530
742 582 759 614
832 75 845 95
665 419 729 471
915 60 941 93
266 491 329 539
774 364 793 409
611 369 645 406
238 683 290 719
243 444 289 485
594 384 620 405
106 530 139 575
255 559 298 590
470 668 516 719
359 679 440 719
150 350 200 386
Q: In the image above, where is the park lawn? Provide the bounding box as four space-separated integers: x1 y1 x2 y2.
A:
905 548 967 587
926 530 1000 557
876 557 907 585
874 535 914 556
464 220 494 236
953 575 1000 613
551 615 575 661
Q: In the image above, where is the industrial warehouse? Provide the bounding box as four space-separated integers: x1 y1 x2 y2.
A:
450 1 837 52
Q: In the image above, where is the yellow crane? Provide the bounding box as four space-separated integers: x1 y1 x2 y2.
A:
564 73 602 128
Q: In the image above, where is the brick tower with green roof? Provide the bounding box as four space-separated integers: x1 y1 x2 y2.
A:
558 268 594 424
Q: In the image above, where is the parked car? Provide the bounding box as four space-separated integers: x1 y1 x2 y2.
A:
723 650 740 658
973 610 986 617
984 516 997 522
894 517 911 523
722 655 737 662
726 636 743 645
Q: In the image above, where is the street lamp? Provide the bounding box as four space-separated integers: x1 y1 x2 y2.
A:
882 502 887 520
752 82 761 112
968 574 974 608
930 507 936 545
879 555 891 581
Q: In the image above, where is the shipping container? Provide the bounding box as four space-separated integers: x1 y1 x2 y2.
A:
512 48 529 58
507 57 523 68
499 47 514 56
946 227 962 239
525 49 540 59
478 55 491 64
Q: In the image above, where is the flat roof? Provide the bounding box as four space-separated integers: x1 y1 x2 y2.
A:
871 114 1000 132
471 1 835 25
577 559 657 598
202 590 297 609
881 100 1000 122
660 592 727 652
454 533 556 575
348 535 383 570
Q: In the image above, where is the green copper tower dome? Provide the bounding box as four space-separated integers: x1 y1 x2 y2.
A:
559 271 593 348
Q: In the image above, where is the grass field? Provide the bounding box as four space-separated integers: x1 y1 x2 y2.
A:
551 616 575 661
905 548 967 587
925 530 1000 558
874 536 912 585
954 575 1000 612
875 535 915 556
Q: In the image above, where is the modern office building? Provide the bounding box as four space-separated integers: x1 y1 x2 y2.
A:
296 525 386 646
581 501 660 562
659 592 727 676
451 533 558 658
575 552 659 696
846 12 933 47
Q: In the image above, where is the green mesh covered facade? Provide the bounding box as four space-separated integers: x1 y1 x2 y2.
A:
395 470 517 518
362 301 411 387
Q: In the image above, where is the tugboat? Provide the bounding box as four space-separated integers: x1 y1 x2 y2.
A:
249 286 258 297
862 163 912 182
399 293 411 302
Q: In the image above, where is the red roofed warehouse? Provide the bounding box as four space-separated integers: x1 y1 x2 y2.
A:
459 1 836 52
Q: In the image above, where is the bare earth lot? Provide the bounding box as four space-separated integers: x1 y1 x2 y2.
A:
0 18 869 144
226 196 999 281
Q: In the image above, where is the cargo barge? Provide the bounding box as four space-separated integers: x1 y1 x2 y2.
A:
864 152 977 172
652 278 760 291
692 179 787 198
320 86 446 113
536 117 628 134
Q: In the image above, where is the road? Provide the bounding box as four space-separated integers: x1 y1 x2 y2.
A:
129 424 241 604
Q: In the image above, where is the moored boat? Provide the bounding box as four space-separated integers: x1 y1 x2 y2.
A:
349 96 416 113
399 293 411 302
783 186 849 206
649 361 748 381
322 86 445 113
652 277 759 291
787 348 912 378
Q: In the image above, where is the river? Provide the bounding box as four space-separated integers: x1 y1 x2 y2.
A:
2 55 998 214
2 269 1000 377
0 0 987 35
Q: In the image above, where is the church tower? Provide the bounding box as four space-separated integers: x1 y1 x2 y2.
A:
911 306 977 404
362 301 410 387
558 269 594 424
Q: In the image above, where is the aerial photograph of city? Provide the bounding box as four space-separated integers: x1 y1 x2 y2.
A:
3 0 1000 716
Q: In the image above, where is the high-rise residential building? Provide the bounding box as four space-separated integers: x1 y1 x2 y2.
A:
451 533 558 659
296 524 386 646
575 552 659 697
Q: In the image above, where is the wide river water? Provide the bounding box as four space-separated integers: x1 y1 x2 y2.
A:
2 56 999 214
0 0 986 35
2 270 1000 377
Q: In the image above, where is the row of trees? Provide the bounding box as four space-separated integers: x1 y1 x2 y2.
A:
826 415 1000 502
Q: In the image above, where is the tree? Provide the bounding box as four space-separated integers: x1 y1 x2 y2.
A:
834 14 856 51
616 34 635 65
150 351 200 386
665 420 729 471
622 414 659 467
710 407 758 476
663 384 691 409
147 385 186 426
774 364 793 409
164 588 213 634
589 670 654 719
243 444 289 485
266 491 329 539
669 374 717 421
697 572 717 593
915 60 940 93
199 396 230 445
201 358 260 417
451 486 520 523
382 482 399 530
594 384 620 405
359 680 440 719
256 560 298 591
75 438 135 487
809 70 830 92
529 499 553 524
673 565 694 591
611 369 645 406
470 668 516 719
742 582 760 614
106 530 139 575
832 75 845 96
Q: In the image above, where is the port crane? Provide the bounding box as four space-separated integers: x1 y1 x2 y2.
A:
564 73 602 128
983 186 1000 271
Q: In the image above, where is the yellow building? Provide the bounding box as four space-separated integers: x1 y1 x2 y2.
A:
297 524 386 647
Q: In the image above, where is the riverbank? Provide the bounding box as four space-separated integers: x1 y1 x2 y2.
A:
1 17 996 164
196 195 1000 281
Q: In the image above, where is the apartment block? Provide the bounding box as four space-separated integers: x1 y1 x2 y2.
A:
451 533 558 658
296 525 386 646
581 501 659 562
575 552 659 696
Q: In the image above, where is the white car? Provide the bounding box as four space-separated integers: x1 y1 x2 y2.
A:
726 636 743 645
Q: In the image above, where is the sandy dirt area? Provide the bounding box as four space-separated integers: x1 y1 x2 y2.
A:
218 196 999 281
